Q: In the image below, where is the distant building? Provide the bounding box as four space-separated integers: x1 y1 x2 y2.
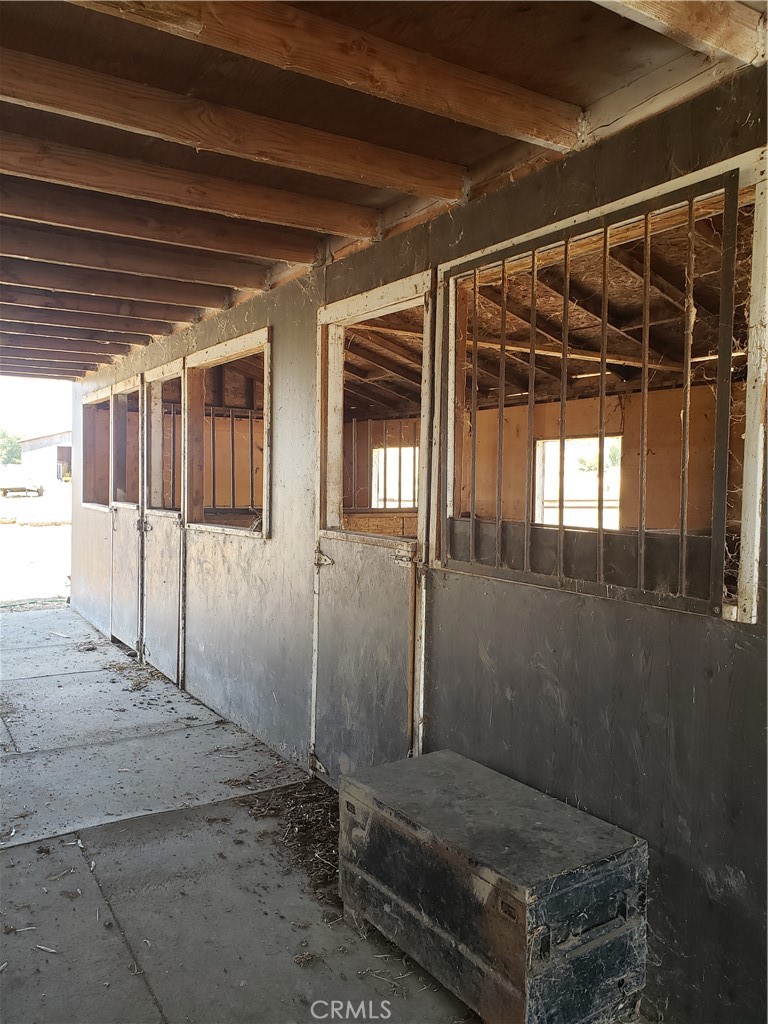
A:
20 430 72 484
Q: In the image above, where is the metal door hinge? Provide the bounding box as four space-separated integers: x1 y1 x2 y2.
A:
314 546 334 570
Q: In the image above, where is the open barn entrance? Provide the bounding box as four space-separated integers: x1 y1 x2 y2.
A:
312 276 432 782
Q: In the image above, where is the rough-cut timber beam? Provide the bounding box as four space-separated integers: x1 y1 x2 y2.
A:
0 320 151 346
593 2 765 64
345 340 422 388
0 177 321 265
0 304 172 336
1 356 98 373
0 222 268 290
0 285 201 323
0 48 465 200
0 335 131 357
0 133 379 239
1 332 143 354
71 1 582 150
0 368 79 380
0 345 114 364
0 259 232 308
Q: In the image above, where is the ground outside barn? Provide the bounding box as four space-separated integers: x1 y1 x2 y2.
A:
0 603 473 1024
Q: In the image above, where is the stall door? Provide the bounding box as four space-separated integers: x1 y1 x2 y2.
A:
142 511 182 682
314 536 416 781
110 504 141 648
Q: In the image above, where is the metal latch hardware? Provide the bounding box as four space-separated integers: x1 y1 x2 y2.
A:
314 546 334 570
136 518 152 533
393 553 414 567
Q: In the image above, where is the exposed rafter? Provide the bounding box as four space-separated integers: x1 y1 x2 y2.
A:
0 259 233 308
593 1 765 65
0 344 114 365
71 1 583 150
0 222 268 290
0 177 321 265
0 320 151 346
0 133 379 239
0 335 131 357
0 47 465 201
0 304 173 336
0 285 201 324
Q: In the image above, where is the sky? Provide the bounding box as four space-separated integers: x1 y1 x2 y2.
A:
0 376 73 440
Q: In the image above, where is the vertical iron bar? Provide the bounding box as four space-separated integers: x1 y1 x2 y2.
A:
469 269 479 563
351 416 357 510
383 420 388 509
170 403 177 511
249 410 255 509
495 261 507 568
412 417 417 508
210 408 216 511
229 409 235 510
639 213 651 590
709 177 739 612
558 240 570 580
367 419 372 508
524 251 537 573
679 201 695 595
597 228 608 582
398 419 403 509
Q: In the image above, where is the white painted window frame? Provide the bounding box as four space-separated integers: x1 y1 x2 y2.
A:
434 146 767 622
144 358 184 517
184 327 272 539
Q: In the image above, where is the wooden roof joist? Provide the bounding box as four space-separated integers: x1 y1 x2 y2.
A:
0 304 173 336
0 133 379 239
72 1 583 151
1 356 98 374
0 321 151 346
0 345 114 365
0 47 465 200
0 178 321 265
0 222 269 290
0 259 232 308
0 335 131 357
593 1 766 65
0 285 202 324
0 368 79 381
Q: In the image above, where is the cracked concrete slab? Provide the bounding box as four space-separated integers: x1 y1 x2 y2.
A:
2 723 305 848
1 635 121 681
1 666 220 753
78 798 466 1024
0 608 100 650
0 834 163 1024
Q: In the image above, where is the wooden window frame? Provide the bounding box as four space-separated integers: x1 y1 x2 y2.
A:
81 384 112 510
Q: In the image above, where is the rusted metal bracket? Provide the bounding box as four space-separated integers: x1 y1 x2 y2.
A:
314 545 334 570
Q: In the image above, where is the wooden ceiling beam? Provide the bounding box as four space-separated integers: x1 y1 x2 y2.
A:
345 340 422 388
0 321 151 346
0 258 232 308
476 332 682 372
0 368 79 380
592 2 765 65
0 335 131 356
0 285 201 323
0 221 268 290
0 303 172 336
0 133 379 239
71 1 582 151
0 47 464 201
1 356 97 373
0 345 114 364
0 177 321 265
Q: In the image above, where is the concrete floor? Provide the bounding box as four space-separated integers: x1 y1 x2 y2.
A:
0 607 470 1024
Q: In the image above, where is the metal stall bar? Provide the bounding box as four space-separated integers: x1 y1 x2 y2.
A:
708 175 739 613
638 213 651 591
524 251 537 573
367 419 372 511
170 404 177 511
469 269 479 563
351 416 358 510
398 419 403 509
412 417 418 509
229 409 236 510
383 419 388 510
495 260 508 568
209 408 216 511
557 240 570 580
678 201 695 595
597 227 608 582
249 410 255 509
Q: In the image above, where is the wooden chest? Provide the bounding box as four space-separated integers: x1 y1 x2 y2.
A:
339 751 647 1024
